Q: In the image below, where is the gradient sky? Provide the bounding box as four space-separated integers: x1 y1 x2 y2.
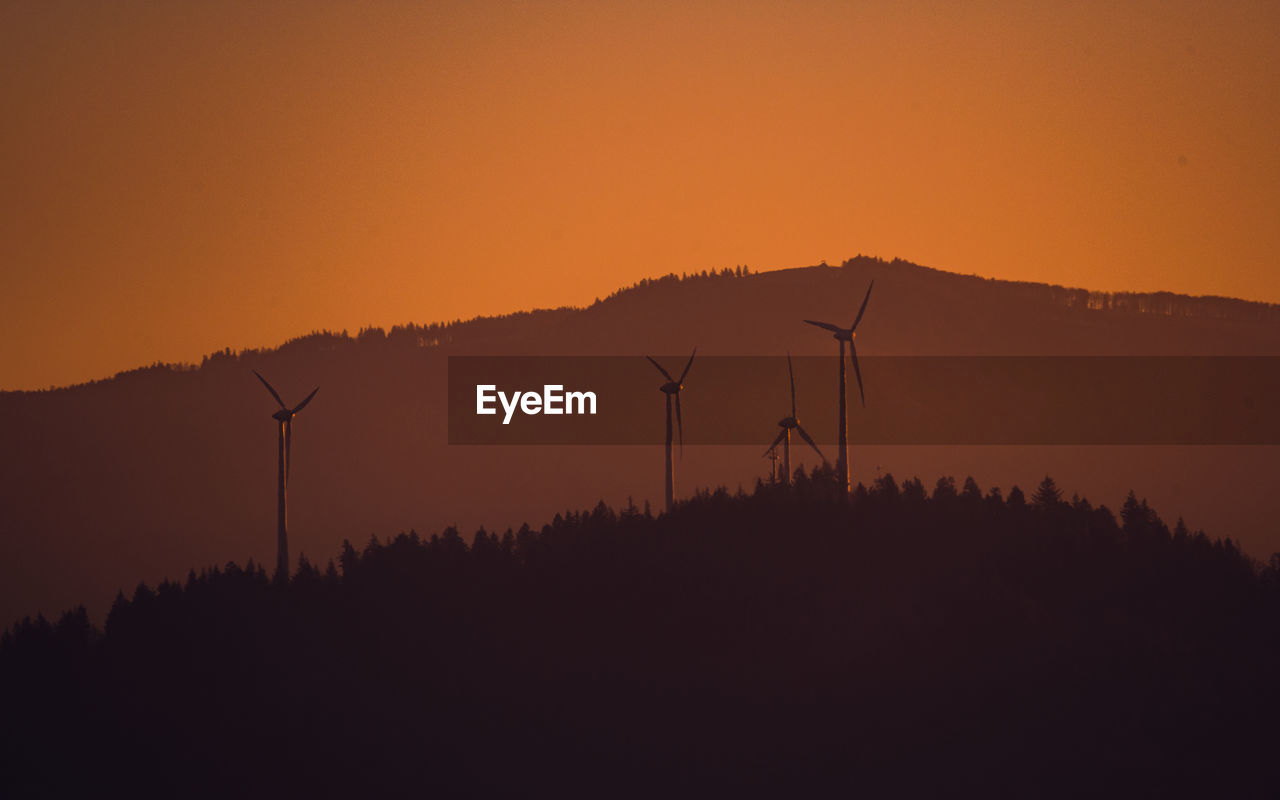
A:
3 0 1278 390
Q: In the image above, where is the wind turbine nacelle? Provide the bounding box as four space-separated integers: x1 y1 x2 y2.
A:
660 382 683 394
272 409 293 422
779 416 798 428
835 329 855 342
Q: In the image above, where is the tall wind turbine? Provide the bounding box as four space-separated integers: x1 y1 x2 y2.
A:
645 349 696 514
765 353 827 485
804 280 873 492
253 370 319 582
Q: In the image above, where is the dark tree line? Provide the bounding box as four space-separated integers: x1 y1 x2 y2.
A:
4 471 1280 797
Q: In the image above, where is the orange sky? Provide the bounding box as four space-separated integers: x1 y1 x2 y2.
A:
3 0 1278 390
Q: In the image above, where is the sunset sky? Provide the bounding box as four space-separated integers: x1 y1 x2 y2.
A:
3 0 1278 390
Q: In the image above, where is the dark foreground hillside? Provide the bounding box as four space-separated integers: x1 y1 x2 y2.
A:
5 472 1280 798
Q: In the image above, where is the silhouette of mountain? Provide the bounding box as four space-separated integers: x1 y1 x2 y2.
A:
5 473 1279 797
2 256 1279 626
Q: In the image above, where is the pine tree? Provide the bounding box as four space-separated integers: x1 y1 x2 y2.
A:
1031 476 1062 509
902 477 927 504
874 473 900 501
1121 491 1145 533
1008 486 1027 509
932 476 958 501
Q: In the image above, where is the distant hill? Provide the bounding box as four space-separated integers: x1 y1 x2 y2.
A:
5 477 1279 796
2 256 1279 626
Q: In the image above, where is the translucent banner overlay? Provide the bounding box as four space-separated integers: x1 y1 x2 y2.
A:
447 356 1280 445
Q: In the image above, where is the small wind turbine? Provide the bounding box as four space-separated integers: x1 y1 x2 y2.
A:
645 349 696 514
764 444 780 483
804 280 873 492
253 370 319 582
764 353 826 485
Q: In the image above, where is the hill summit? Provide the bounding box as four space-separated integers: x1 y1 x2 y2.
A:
2 255 1279 628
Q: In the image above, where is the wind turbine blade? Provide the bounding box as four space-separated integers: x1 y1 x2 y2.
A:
765 429 787 456
803 320 845 334
645 356 673 381
292 387 319 414
851 280 875 330
285 419 292 482
253 370 287 410
787 352 796 418
675 392 684 456
795 425 827 464
678 347 697 384
849 341 866 407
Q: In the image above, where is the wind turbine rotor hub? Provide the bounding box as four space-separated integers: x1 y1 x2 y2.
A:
660 382 682 394
779 417 798 428
272 410 293 422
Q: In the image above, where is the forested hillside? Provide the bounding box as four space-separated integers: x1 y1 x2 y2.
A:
3 256 1279 627
5 470 1279 797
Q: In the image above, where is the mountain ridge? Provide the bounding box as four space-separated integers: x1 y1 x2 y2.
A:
8 255 1280 396
2 254 1279 628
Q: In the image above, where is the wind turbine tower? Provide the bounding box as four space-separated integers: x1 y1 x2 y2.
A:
645 349 696 514
765 353 827 485
764 445 780 483
253 371 319 582
803 281 874 492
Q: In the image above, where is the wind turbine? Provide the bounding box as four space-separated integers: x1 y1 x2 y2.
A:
804 280 873 492
764 444 780 483
253 370 319 582
764 353 827 485
645 349 695 514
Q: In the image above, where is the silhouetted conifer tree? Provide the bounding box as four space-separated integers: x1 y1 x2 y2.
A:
1008 485 1026 509
936 473 957 499
874 473 900 501
902 477 927 504
1031 476 1063 509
